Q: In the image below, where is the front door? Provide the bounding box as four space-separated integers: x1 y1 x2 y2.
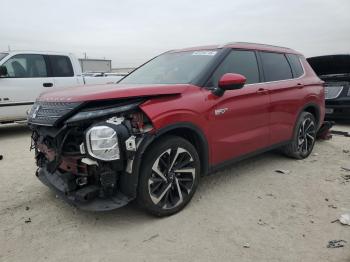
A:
206 49 270 165
0 54 54 121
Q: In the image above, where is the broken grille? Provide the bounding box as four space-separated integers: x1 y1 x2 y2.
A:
28 101 82 126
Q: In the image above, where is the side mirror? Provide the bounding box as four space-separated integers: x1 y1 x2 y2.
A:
212 73 246 96
0 66 8 77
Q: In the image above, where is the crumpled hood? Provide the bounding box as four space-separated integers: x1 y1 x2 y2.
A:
38 83 190 102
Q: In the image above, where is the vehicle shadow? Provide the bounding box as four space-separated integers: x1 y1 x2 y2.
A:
62 150 283 225
0 123 31 138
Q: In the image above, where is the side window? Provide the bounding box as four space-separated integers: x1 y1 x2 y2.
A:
49 55 74 77
207 50 260 86
2 54 47 78
260 52 293 81
286 54 304 78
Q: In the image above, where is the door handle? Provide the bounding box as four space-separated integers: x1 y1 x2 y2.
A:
43 83 53 87
256 88 269 95
297 83 304 88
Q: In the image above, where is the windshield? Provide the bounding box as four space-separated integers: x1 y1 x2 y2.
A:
119 50 219 85
0 53 8 61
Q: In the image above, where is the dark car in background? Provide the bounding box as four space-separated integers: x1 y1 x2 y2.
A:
308 54 350 120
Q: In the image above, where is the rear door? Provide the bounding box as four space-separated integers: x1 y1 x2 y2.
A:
206 49 270 165
0 54 54 121
259 51 304 144
47 55 82 88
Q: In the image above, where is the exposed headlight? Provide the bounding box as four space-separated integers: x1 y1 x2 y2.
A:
86 125 120 161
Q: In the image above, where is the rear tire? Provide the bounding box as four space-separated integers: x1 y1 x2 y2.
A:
282 112 317 159
137 136 200 217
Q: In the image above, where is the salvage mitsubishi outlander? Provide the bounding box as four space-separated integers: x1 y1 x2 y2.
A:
28 42 325 216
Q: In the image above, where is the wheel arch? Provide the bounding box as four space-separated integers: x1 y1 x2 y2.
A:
154 123 210 176
303 104 321 126
297 102 321 128
120 122 209 198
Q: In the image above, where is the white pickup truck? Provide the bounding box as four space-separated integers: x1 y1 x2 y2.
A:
0 51 123 124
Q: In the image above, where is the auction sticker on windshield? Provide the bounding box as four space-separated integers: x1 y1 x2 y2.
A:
192 51 217 56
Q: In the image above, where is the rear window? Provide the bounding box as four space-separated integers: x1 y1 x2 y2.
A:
49 55 74 77
260 52 293 82
286 54 304 78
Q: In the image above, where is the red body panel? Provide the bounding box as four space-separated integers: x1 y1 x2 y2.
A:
38 84 189 102
37 44 325 168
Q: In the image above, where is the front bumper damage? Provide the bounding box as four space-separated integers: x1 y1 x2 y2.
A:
28 98 153 211
36 168 132 211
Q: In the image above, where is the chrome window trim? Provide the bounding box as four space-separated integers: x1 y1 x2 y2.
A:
245 56 306 87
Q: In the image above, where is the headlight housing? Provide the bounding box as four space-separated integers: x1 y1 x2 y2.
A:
86 125 120 161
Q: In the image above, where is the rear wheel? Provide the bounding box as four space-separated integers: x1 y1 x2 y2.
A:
282 112 317 159
137 136 200 216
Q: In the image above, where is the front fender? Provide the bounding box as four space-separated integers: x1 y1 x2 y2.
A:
119 121 210 199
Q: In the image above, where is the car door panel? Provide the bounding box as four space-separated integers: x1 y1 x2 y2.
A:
208 85 270 165
258 51 305 145
204 49 271 165
0 78 55 121
0 54 52 121
265 80 304 144
47 55 81 88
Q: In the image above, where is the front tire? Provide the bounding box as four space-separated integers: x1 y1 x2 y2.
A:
282 112 317 159
137 136 200 216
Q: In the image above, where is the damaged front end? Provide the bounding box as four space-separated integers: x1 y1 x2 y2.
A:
28 99 153 211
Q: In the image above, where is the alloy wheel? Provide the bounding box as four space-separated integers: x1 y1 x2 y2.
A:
297 117 316 154
148 147 196 209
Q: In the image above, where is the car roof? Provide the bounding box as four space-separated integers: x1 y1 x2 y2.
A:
0 50 75 56
170 42 302 55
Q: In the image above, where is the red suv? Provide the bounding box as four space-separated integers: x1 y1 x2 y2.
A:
28 42 325 216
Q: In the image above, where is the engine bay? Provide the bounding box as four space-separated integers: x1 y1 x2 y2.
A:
29 99 153 210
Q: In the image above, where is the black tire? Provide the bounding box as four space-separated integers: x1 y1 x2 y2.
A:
282 112 317 159
137 136 200 217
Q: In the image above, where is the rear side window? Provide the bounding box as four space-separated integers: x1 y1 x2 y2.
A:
49 55 74 77
208 50 260 86
2 54 47 78
286 54 304 78
260 52 293 81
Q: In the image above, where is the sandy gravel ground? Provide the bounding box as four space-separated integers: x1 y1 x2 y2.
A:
0 123 349 262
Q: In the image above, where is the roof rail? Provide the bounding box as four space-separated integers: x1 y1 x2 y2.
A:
223 41 292 50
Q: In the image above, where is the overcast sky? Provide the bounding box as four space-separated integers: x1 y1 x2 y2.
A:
1 0 349 67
